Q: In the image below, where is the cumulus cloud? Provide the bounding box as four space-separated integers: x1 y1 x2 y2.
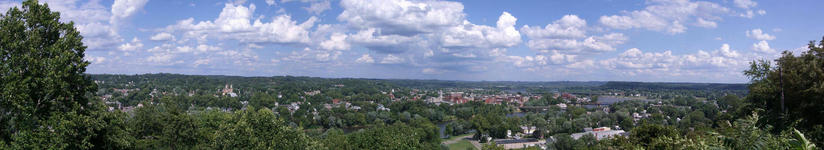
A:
283 48 342 63
520 15 587 39
110 0 148 24
752 40 775 53
11 0 136 50
118 38 144 51
733 0 757 9
380 54 404 64
336 0 527 73
304 0 331 15
695 18 717 28
347 28 418 54
147 53 175 63
85 56 107 64
746 29 775 40
438 12 522 49
320 32 351 50
150 32 176 41
355 54 375 63
598 0 730 34
166 3 317 44
526 33 628 54
338 0 466 35
601 44 749 77
421 68 447 74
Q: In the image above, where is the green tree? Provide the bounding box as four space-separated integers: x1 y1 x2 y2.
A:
629 123 679 147
744 36 824 145
213 107 316 149
0 0 122 149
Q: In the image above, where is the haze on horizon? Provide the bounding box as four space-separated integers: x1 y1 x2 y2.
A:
3 0 822 83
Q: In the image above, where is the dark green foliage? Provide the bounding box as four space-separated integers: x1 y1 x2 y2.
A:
0 1 121 149
345 123 440 150
744 36 824 146
213 107 315 149
629 123 679 147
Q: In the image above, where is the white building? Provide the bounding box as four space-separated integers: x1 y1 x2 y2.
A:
571 127 626 140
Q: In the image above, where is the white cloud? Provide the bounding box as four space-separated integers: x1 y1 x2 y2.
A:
752 40 775 53
196 44 222 53
717 44 741 58
0 1 20 14
304 0 331 15
695 18 717 28
520 15 587 39
733 0 757 9
217 49 259 65
193 58 211 67
746 29 775 40
336 0 530 73
338 0 466 35
15 0 128 50
347 28 417 53
598 0 730 34
118 37 144 51
380 54 404 64
422 68 446 74
526 33 628 54
438 12 522 48
85 56 107 64
320 32 351 50
355 54 375 63
167 3 317 44
601 44 749 77
283 48 342 63
147 53 175 63
110 0 148 24
265 0 276 6
150 32 176 41
740 10 755 18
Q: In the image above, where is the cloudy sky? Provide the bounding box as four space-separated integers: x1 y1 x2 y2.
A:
2 0 822 83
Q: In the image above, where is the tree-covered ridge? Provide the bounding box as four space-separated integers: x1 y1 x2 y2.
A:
601 81 748 90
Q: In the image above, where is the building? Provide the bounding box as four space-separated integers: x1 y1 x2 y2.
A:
521 126 537 135
304 90 321 96
221 84 237 97
494 138 545 149
557 103 567 109
571 127 626 140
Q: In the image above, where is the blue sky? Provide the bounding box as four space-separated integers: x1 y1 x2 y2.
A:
2 0 822 83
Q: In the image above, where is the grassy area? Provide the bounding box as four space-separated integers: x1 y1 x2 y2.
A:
444 133 474 140
447 140 476 150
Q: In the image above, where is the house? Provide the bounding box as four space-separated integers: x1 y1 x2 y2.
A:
287 102 300 113
521 126 536 135
377 104 390 111
304 90 321 96
557 103 567 109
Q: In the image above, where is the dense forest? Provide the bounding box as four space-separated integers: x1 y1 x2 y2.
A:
1 1 822 150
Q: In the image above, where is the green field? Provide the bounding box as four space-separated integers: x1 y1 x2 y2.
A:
447 140 476 150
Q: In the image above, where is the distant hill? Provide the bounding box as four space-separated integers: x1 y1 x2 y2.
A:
88 73 748 91
600 81 748 90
